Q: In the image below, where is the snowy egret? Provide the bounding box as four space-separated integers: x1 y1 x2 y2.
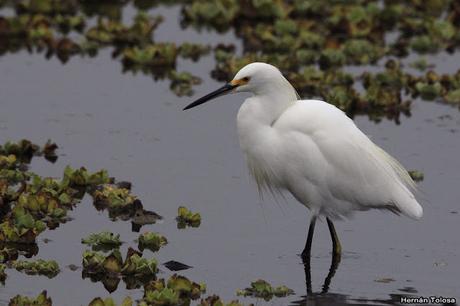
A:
184 62 423 260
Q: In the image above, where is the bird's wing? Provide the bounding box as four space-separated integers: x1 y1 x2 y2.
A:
273 100 422 219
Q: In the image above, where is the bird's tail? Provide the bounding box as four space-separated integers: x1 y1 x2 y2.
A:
375 147 423 220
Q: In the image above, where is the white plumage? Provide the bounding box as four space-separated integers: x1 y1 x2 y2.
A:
184 62 422 258
234 63 422 220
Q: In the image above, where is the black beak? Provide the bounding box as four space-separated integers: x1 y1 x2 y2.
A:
183 83 237 110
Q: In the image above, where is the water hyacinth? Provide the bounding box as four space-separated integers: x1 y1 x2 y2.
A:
198 295 246 306
63 166 111 189
2 0 460 113
12 259 60 278
141 274 206 306
82 247 158 277
0 263 6 283
138 232 167 252
0 142 120 245
176 206 201 228
122 43 178 67
92 185 137 210
0 246 18 264
82 231 122 251
0 207 47 244
408 170 424 182
8 290 52 306
237 279 294 301
88 297 133 306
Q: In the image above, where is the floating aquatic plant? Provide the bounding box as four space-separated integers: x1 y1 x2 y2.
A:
82 231 122 251
408 170 424 182
138 232 167 252
122 43 177 67
2 0 460 112
0 246 19 263
176 206 201 228
0 263 6 283
8 290 52 306
0 207 47 244
12 259 60 278
82 247 159 292
63 166 111 189
83 247 158 277
198 295 246 306
179 43 211 61
92 185 136 210
141 274 206 306
236 279 294 301
88 297 133 306
169 70 202 96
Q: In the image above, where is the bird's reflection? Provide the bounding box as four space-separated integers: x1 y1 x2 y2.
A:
294 254 424 306
302 250 341 296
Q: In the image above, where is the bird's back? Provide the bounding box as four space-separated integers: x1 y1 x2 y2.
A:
271 100 423 219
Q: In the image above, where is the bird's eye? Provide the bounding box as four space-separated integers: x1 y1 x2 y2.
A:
242 77 250 82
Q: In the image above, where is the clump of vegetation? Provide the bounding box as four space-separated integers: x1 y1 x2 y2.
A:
2 0 460 115
88 297 133 306
0 207 47 244
199 295 246 306
0 139 57 163
236 279 294 301
0 140 118 246
169 70 202 97
91 183 162 228
138 232 167 252
83 247 157 277
92 185 137 211
140 274 206 306
176 206 201 228
408 170 424 182
0 246 18 263
8 290 52 306
82 247 158 292
179 43 211 61
0 263 6 283
82 231 122 251
12 259 60 278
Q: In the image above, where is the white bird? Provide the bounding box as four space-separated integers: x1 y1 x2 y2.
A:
184 62 423 260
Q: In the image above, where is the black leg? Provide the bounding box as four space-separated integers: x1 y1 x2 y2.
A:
301 216 342 296
302 254 313 295
321 246 341 293
301 215 316 295
301 215 317 260
326 217 342 257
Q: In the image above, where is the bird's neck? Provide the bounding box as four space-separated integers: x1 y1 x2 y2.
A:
237 88 297 158
238 88 297 128
236 89 296 191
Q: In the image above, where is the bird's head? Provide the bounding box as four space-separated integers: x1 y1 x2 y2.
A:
183 62 296 110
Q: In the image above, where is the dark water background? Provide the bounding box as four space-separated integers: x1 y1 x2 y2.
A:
0 4 459 306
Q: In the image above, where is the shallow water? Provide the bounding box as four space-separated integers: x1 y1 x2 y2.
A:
1 6 460 306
